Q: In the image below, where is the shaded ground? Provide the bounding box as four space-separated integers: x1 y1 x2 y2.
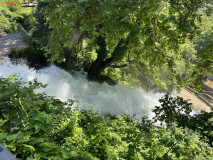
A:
174 81 213 112
0 32 28 57
205 80 213 88
174 88 211 112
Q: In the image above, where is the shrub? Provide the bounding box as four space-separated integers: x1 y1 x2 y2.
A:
0 76 212 159
9 40 48 69
153 93 213 146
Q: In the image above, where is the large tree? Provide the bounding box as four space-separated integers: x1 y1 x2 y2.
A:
42 0 212 85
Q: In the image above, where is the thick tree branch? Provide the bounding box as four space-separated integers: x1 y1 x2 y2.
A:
110 63 129 68
110 51 131 68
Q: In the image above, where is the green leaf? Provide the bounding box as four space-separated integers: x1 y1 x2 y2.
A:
0 133 8 139
23 144 36 152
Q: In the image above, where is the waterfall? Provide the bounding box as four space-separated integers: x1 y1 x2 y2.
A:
0 58 163 118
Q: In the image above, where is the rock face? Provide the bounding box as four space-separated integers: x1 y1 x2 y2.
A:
0 32 28 57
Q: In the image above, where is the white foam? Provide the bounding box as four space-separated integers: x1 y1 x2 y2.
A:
0 57 163 118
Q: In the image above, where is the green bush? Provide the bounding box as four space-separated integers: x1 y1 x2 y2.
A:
0 76 212 159
153 93 213 146
9 40 48 69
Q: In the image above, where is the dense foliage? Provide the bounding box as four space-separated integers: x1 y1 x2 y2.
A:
0 76 212 159
191 10 213 91
9 39 48 69
153 94 213 146
0 0 35 35
40 0 213 88
117 40 197 92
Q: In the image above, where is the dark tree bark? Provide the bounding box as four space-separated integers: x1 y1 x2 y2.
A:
55 47 75 69
88 35 108 80
88 35 129 85
110 63 130 68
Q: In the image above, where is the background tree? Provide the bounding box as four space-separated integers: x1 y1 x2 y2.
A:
111 39 197 92
190 9 213 91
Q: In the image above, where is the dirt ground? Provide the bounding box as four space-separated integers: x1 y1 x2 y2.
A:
0 32 28 57
174 88 211 112
205 80 213 88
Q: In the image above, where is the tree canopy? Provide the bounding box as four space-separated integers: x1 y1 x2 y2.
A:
191 9 213 91
39 0 213 87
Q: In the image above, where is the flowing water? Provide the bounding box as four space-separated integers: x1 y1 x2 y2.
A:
0 58 163 118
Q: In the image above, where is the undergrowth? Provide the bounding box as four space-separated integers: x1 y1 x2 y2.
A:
0 76 212 160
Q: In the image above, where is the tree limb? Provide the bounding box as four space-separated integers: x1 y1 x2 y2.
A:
110 63 129 68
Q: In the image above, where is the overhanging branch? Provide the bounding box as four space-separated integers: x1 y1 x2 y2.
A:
110 63 130 68
109 50 131 68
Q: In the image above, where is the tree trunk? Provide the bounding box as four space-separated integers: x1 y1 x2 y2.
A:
88 35 108 81
56 47 74 69
88 35 129 85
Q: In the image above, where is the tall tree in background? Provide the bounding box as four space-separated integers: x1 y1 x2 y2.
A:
191 10 213 91
42 0 212 85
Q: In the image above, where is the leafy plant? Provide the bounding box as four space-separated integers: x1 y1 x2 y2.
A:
153 93 192 127
9 39 48 69
0 76 212 159
153 93 213 146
